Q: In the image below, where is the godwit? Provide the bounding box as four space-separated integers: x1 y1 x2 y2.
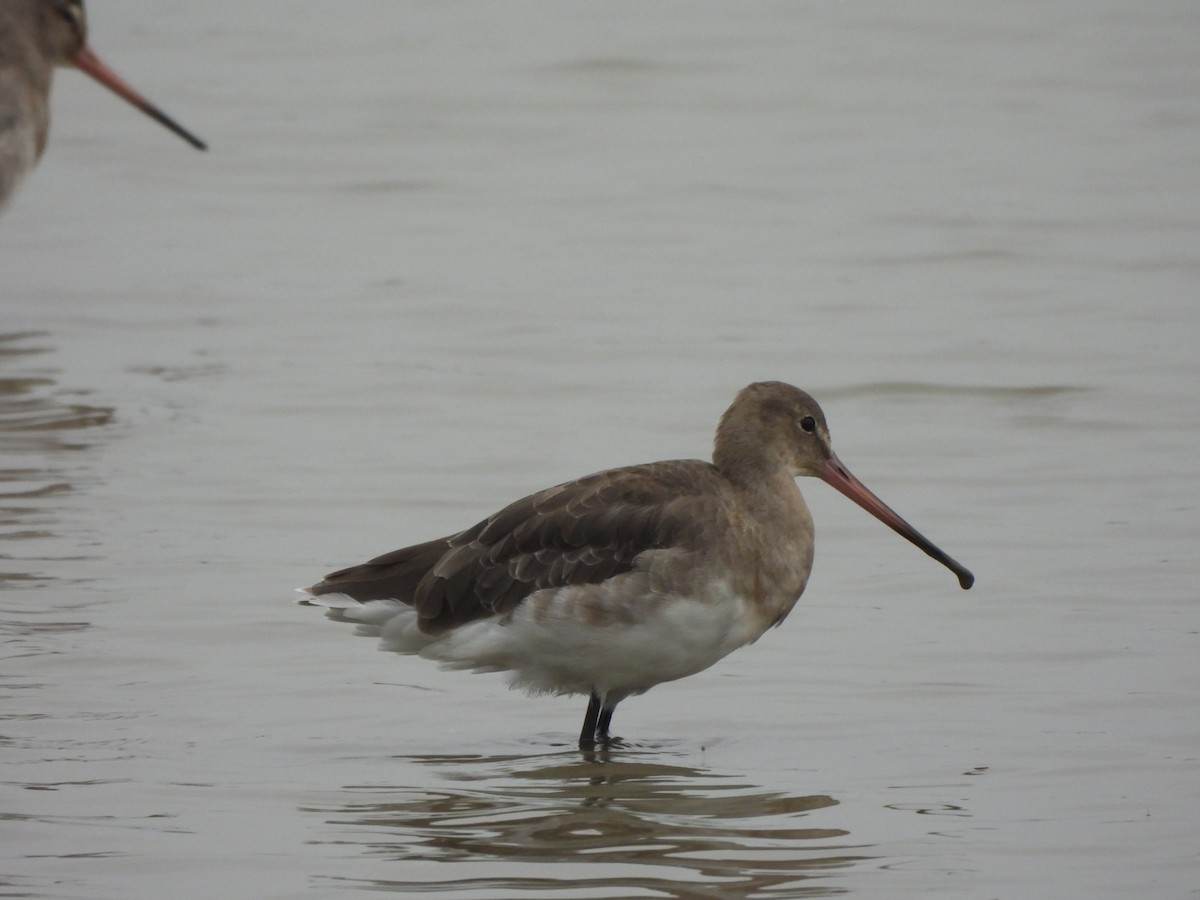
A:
0 0 204 206
301 382 973 747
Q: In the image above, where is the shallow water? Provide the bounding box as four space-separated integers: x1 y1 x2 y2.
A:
2 1 1198 897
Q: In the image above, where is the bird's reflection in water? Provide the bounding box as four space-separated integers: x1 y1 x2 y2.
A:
0 331 113 595
306 744 871 897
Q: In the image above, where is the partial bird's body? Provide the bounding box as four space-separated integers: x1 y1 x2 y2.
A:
0 0 204 207
301 382 973 746
313 460 815 704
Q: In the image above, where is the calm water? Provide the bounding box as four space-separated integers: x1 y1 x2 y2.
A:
3 2 1198 897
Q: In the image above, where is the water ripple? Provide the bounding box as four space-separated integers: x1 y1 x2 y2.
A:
305 749 867 897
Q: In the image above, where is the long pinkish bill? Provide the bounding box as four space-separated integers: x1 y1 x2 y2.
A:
820 456 974 589
73 45 206 150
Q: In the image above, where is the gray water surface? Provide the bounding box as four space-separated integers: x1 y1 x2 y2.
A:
2 2 1198 897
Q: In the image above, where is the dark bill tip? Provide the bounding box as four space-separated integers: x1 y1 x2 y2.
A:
819 456 974 591
73 45 207 151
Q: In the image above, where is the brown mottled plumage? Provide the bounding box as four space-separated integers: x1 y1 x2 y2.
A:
301 382 973 747
310 461 733 633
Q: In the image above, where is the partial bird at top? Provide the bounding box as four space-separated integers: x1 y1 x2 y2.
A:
0 0 205 207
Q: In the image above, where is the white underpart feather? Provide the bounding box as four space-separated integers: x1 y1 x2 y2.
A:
299 573 768 702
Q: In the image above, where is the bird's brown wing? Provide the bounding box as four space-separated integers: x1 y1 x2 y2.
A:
308 536 453 602
307 459 731 633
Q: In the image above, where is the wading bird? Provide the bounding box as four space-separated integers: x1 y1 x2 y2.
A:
301 381 973 747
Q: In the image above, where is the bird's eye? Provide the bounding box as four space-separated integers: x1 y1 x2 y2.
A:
57 1 84 28
799 415 816 433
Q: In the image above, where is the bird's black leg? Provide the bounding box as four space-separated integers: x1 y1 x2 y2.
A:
596 704 614 743
579 691 602 747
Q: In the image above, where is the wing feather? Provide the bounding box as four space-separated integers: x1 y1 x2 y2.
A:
306 459 731 632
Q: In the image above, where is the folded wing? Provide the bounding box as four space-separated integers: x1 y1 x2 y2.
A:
306 459 729 633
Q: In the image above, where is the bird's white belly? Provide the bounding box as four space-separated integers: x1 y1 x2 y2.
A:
333 577 771 701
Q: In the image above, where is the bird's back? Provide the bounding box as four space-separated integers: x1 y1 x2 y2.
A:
307 458 741 632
